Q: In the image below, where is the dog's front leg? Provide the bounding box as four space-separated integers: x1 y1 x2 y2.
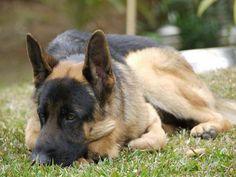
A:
85 119 116 142
128 103 167 150
84 118 120 160
25 115 40 150
87 137 120 160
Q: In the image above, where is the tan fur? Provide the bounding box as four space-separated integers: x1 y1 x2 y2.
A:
83 119 116 142
48 61 87 83
161 124 177 134
179 86 208 108
84 61 156 158
25 111 40 150
128 103 167 150
126 47 233 137
83 111 121 159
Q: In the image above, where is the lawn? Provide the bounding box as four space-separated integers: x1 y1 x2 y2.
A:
0 68 235 177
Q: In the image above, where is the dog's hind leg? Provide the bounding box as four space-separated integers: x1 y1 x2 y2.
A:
147 86 232 139
188 109 232 139
128 103 167 150
126 47 233 140
149 88 232 139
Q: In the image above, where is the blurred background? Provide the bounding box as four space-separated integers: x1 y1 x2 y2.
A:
0 0 235 87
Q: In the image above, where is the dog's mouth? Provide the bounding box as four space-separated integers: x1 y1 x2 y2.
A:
30 152 87 167
30 142 88 167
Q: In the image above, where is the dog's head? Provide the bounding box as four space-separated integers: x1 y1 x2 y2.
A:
26 30 116 166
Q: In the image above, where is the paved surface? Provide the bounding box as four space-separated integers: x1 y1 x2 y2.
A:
181 47 236 73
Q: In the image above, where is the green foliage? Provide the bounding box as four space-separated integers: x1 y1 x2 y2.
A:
176 16 220 49
197 0 217 16
198 0 236 24
64 0 125 28
64 0 102 27
234 0 236 24
139 0 233 49
173 0 221 49
35 0 233 49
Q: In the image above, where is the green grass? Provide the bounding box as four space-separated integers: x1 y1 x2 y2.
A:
0 68 236 177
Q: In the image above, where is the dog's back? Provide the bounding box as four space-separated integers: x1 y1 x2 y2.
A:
46 29 160 62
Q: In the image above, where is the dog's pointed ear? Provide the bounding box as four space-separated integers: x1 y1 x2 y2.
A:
26 34 58 88
83 30 115 104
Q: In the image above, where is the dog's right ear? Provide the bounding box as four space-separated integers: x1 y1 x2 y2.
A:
83 30 115 105
26 34 58 88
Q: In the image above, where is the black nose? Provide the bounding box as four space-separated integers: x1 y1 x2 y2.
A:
31 151 52 165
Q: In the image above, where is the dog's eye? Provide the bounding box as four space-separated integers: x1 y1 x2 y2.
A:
65 113 77 122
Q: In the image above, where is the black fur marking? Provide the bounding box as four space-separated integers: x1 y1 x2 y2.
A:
47 29 161 63
157 108 198 129
32 78 95 166
37 78 95 124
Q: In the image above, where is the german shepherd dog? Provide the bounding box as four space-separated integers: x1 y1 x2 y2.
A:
25 29 235 167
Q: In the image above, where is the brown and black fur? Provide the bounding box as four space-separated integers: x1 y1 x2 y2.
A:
25 29 235 167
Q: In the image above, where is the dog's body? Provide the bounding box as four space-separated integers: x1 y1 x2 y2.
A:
25 30 234 166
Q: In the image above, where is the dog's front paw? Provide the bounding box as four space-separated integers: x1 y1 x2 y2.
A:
75 158 94 166
88 140 120 160
190 123 217 139
128 132 167 150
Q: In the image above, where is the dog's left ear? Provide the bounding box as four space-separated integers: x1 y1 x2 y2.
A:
83 30 115 104
26 34 58 88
